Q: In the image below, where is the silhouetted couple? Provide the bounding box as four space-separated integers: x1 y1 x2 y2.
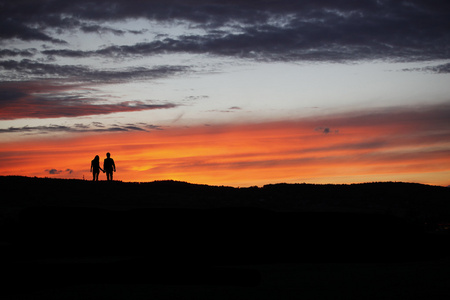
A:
90 152 116 181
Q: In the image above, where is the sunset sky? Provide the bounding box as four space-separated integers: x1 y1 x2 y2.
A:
1 0 450 186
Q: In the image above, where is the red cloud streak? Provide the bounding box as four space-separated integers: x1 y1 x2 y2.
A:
0 81 176 119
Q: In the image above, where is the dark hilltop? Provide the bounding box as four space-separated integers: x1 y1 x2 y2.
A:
1 176 450 299
2 175 449 216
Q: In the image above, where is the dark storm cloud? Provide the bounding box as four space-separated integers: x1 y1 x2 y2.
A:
2 0 449 62
0 59 190 82
43 21 450 62
0 88 27 102
6 0 446 26
0 19 67 44
0 81 177 120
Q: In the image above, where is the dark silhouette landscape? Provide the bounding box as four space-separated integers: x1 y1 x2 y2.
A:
1 176 450 299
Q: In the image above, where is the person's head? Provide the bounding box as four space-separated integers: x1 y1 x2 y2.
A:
94 155 99 161
106 152 110 158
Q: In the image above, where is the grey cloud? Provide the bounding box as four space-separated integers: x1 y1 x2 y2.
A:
206 107 243 113
183 95 209 101
42 49 92 58
1 1 440 62
0 122 163 134
123 125 146 131
43 22 450 62
0 19 67 44
425 63 450 73
315 127 338 134
80 26 147 36
45 168 73 175
0 59 89 78
0 49 37 58
1 1 418 27
46 169 62 175
145 124 163 130
128 29 148 35
0 88 27 102
403 63 450 74
80 24 126 36
92 122 105 128
0 1 448 62
0 59 190 82
0 125 73 133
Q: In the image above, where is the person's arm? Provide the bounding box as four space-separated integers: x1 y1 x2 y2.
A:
113 160 116 172
90 162 93 172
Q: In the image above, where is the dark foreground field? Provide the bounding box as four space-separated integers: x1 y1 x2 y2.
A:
1 176 450 299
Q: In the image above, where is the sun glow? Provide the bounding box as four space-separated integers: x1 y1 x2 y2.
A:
2 108 450 187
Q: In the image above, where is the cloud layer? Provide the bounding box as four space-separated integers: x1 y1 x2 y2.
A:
1 0 449 62
1 0 449 124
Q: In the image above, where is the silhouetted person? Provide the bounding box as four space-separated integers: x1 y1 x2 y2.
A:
104 152 116 181
90 155 103 181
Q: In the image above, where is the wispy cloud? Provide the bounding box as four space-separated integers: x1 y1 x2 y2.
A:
0 59 190 82
403 62 450 74
206 106 243 113
0 122 163 134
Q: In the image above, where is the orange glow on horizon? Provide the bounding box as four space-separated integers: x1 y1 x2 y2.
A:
1 113 450 187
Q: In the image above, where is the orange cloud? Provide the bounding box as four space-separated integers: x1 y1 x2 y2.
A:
1 104 450 186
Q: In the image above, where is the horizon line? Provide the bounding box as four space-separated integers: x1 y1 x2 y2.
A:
2 175 447 188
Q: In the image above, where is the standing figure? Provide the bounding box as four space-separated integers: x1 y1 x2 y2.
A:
104 152 116 181
90 155 103 181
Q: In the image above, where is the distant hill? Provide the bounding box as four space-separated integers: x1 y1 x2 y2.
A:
2 176 449 223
